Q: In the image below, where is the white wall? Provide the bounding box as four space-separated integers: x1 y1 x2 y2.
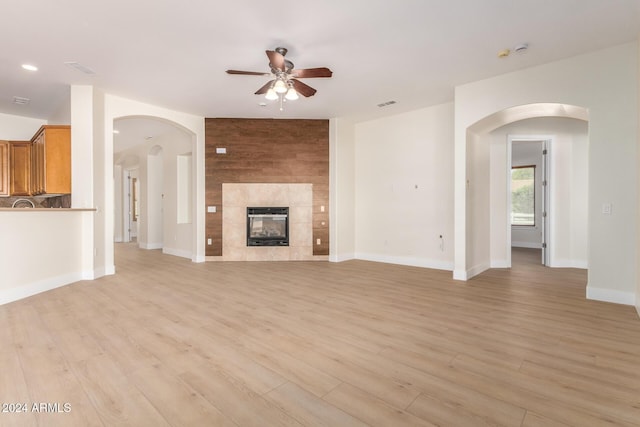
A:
0 113 46 139
455 42 637 305
71 86 95 209
146 146 164 248
354 103 454 270
638 37 640 316
114 164 123 242
92 89 108 277
47 89 71 125
0 211 93 305
330 118 356 261
466 131 491 276
489 118 589 268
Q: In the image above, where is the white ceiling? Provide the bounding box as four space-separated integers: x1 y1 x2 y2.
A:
2 0 640 130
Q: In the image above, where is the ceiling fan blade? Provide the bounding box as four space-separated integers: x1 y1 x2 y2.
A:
266 50 285 72
291 79 317 97
226 70 271 76
254 80 275 95
291 67 333 78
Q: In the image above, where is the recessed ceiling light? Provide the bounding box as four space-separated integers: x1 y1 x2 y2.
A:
113 130 120 134
21 64 38 71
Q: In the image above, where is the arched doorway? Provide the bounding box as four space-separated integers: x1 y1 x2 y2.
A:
456 103 589 279
113 116 195 260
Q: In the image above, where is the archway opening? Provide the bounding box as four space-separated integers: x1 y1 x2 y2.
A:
113 116 195 261
460 103 589 279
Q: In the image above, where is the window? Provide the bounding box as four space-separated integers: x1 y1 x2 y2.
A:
511 165 535 226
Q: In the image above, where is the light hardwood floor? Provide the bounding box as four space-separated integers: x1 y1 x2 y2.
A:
1 245 639 426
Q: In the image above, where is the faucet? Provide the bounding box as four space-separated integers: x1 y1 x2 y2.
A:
11 198 35 208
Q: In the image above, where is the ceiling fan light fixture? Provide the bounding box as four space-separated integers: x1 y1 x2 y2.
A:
265 88 278 100
227 47 332 109
285 87 299 101
274 79 287 94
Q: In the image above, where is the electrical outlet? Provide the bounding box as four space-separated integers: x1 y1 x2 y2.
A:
207 238 212 245
316 238 321 245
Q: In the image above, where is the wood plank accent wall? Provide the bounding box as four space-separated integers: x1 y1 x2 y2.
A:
205 118 329 257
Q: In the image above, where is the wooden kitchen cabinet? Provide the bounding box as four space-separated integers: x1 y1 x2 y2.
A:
0 141 8 197
10 141 31 196
31 125 71 195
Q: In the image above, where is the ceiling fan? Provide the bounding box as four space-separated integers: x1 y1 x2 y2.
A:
226 47 332 108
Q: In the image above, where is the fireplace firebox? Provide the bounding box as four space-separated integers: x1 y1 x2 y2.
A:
247 207 289 246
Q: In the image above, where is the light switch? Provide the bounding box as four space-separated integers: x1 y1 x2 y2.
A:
207 206 217 213
602 203 612 215
207 238 212 245
216 147 227 154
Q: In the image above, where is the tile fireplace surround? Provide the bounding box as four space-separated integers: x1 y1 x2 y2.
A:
215 183 326 261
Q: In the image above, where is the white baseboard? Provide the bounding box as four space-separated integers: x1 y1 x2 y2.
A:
451 264 491 281
549 259 588 269
82 270 96 280
491 260 510 268
511 241 542 249
192 255 206 263
163 247 192 259
0 272 84 306
140 242 163 250
354 252 453 271
93 266 106 279
586 285 635 306
330 253 356 263
466 262 491 280
453 270 468 281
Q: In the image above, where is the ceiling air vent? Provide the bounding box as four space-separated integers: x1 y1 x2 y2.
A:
12 96 30 105
64 61 96 75
377 100 397 108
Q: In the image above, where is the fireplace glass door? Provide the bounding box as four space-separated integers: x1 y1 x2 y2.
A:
247 207 289 246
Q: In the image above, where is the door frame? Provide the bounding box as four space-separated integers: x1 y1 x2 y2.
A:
507 135 553 267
